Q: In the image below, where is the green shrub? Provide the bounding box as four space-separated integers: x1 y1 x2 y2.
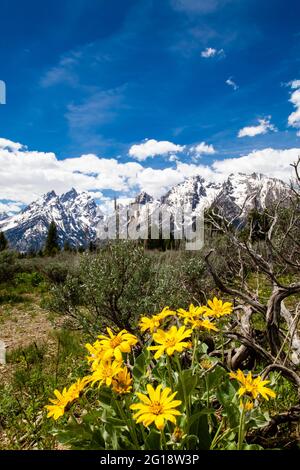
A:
0 250 20 283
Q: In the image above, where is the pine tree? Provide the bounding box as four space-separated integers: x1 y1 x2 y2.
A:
44 221 60 256
0 231 8 251
88 240 97 252
63 240 72 252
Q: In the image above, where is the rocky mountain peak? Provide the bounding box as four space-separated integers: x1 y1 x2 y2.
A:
0 173 292 252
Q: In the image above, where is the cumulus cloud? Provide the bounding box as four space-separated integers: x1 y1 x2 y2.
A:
226 77 238 91
288 80 300 133
128 139 185 161
0 137 298 212
201 47 224 58
0 138 24 152
212 148 299 182
0 140 143 205
238 117 277 138
192 142 216 156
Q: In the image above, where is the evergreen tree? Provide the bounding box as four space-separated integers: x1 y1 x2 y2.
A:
88 240 97 252
44 221 60 256
63 240 72 252
0 231 8 251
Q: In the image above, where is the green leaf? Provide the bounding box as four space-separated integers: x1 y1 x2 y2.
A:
176 369 198 403
98 387 113 406
144 428 161 450
216 379 240 429
181 434 199 450
242 443 264 450
188 407 215 429
189 411 212 450
133 349 150 380
206 365 227 390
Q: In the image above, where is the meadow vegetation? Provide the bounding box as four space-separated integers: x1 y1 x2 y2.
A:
0 164 299 450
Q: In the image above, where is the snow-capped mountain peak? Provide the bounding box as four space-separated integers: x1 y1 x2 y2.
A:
0 189 103 252
0 172 292 251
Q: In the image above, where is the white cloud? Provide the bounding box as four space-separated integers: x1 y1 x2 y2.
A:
288 80 300 133
289 80 300 89
201 47 216 58
212 148 299 182
192 142 216 155
0 138 24 152
0 137 298 212
128 139 185 161
0 140 143 205
201 47 224 58
169 154 180 162
238 117 277 138
226 77 238 91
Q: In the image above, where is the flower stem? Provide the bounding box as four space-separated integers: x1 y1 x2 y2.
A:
237 405 246 450
221 332 224 364
191 333 199 371
160 428 167 450
125 396 140 448
175 355 190 432
116 399 139 448
166 356 175 390
205 374 210 409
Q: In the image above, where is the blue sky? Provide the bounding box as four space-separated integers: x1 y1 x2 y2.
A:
0 0 300 212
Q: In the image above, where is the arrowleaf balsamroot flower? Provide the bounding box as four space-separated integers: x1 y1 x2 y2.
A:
97 328 138 361
177 304 205 325
229 369 276 401
90 360 123 387
85 340 105 368
67 377 91 400
139 307 174 334
187 318 219 332
111 367 133 394
45 387 73 420
130 384 182 430
45 377 91 420
148 325 192 359
203 297 233 318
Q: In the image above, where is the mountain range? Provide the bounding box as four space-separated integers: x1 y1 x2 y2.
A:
0 172 291 252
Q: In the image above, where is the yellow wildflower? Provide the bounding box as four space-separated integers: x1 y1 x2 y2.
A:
203 297 233 318
130 384 182 430
111 367 133 395
45 387 72 420
90 360 123 387
148 325 192 359
240 400 254 411
229 369 276 401
177 304 204 325
97 328 138 361
67 376 91 400
139 307 174 334
187 318 219 332
85 340 105 367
